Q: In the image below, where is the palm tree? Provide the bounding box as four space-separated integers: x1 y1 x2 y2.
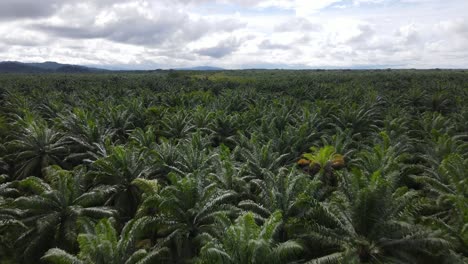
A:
104 104 135 141
210 112 239 148
0 178 26 262
0 144 9 175
146 172 238 263
87 146 157 219
402 87 428 112
42 218 168 264
276 123 321 163
59 108 115 163
198 211 303 264
236 137 288 178
1 166 115 262
239 168 320 241
353 131 409 176
132 178 160 218
6 114 68 179
251 107 321 163
320 128 357 160
153 139 181 180
160 111 195 140
330 103 382 139
129 126 157 149
299 145 345 187
0 113 9 142
302 168 451 263
0 215 26 263
208 146 250 200
418 133 467 170
417 112 454 138
192 105 215 133
428 91 452 114
171 132 217 175
413 154 468 257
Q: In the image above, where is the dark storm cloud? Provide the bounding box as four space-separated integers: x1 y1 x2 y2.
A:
32 12 243 47
2 0 244 48
196 38 241 58
33 15 188 46
0 0 62 20
0 0 134 21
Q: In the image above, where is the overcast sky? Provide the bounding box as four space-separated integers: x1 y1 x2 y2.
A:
0 0 467 69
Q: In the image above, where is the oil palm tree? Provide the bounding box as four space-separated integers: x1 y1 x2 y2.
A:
153 139 181 180
0 144 9 175
353 131 409 176
198 211 303 264
413 154 468 257
87 146 157 219
236 137 288 178
170 131 217 175
402 87 428 112
59 108 115 163
299 145 345 187
104 104 135 141
0 178 27 262
147 172 238 263
1 166 115 262
42 218 168 264
6 114 68 179
418 133 467 170
210 112 239 148
303 168 451 263
208 147 250 200
239 168 321 241
160 111 195 140
330 103 382 139
129 126 157 149
192 105 215 133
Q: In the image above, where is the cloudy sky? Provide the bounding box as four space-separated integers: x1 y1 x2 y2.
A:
0 0 467 69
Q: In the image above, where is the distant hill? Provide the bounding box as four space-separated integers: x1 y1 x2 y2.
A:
0 62 46 73
26 61 65 70
0 62 226 73
0 61 107 73
176 66 224 71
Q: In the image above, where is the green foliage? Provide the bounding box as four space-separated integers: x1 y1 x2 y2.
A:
300 145 345 187
0 70 467 263
303 168 452 263
198 211 303 264
413 154 468 256
5 114 68 179
1 166 115 262
42 218 168 264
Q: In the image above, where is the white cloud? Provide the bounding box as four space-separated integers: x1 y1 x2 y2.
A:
275 17 323 32
195 37 242 58
0 0 467 68
257 0 342 16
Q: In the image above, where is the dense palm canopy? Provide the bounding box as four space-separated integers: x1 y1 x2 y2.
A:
0 70 467 263
144 172 238 263
42 218 168 264
303 169 451 263
0 166 116 262
5 114 68 179
86 146 157 218
198 211 303 264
